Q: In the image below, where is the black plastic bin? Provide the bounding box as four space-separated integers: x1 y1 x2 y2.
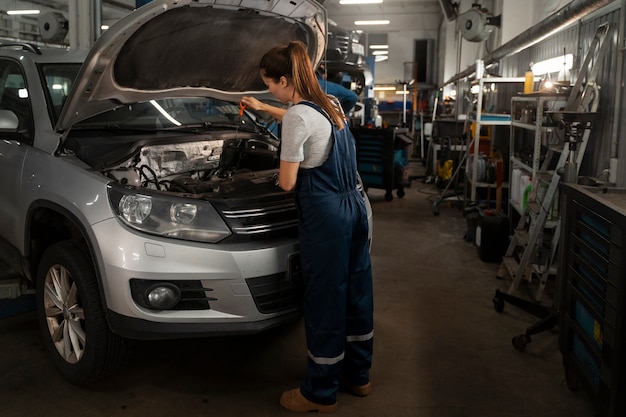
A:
352 127 413 201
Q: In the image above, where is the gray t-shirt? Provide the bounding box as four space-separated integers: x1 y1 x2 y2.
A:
280 102 332 168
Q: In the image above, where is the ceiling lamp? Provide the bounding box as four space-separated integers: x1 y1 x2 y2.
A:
355 20 390 25
7 9 40 15
340 0 383 4
531 54 574 75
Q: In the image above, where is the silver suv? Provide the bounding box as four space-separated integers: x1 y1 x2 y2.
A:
0 0 371 385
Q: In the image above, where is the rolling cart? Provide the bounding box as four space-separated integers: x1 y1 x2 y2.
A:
352 127 413 201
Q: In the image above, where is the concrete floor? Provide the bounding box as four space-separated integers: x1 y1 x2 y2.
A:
0 161 596 417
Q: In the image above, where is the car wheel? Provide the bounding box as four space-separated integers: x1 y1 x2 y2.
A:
36 240 132 385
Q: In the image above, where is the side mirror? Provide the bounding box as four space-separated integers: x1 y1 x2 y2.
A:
0 110 19 131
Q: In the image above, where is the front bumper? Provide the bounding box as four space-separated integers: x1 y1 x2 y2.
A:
107 309 302 340
91 218 302 339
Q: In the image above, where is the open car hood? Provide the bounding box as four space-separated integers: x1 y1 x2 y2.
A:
56 0 326 131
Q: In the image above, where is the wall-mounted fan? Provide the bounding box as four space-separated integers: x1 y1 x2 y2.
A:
38 12 69 43
459 5 501 42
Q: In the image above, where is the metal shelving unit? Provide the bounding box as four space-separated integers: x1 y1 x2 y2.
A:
467 72 525 202
508 94 568 219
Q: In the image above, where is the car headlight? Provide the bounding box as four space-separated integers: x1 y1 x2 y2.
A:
119 194 152 223
108 186 231 243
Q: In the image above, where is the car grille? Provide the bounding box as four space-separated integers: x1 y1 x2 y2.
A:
213 194 299 242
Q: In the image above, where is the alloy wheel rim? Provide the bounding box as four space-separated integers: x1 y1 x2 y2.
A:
43 264 86 364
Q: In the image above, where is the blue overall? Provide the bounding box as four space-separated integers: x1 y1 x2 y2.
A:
294 101 374 405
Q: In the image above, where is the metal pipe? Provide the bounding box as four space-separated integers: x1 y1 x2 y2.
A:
94 0 102 43
442 0 615 86
609 0 625 160
68 0 78 50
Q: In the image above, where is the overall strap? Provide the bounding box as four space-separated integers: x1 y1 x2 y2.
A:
297 100 332 123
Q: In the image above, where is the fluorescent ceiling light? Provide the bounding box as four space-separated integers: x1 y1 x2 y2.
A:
395 90 409 95
7 9 40 15
374 55 389 62
373 86 396 91
531 54 573 75
372 50 388 56
340 0 383 3
355 20 390 25
369 45 388 49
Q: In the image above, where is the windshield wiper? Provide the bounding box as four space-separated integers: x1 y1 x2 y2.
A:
71 121 258 134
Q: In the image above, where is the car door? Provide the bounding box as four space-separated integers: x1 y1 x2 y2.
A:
0 58 34 247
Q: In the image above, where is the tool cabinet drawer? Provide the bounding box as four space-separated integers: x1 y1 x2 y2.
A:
559 185 626 417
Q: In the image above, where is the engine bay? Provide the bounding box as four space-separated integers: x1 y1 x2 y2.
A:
66 131 281 198
110 136 279 196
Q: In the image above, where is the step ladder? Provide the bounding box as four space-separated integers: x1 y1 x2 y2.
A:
497 130 574 301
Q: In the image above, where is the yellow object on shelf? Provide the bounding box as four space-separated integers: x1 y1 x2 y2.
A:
470 122 491 140
524 70 534 94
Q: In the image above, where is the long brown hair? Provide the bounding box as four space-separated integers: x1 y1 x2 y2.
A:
260 41 345 130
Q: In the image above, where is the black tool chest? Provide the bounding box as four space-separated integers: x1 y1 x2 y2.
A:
352 127 412 201
558 184 626 417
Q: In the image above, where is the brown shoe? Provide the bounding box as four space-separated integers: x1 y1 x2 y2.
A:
340 381 371 397
279 388 338 414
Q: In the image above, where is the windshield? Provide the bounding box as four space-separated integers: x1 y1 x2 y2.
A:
73 97 258 131
40 64 259 131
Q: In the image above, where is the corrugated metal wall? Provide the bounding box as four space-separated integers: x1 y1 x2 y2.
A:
499 7 622 184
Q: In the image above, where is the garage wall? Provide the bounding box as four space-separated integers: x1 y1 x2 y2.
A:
498 5 621 183
373 29 439 86
439 0 623 185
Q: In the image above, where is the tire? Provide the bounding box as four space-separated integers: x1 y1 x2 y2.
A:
36 240 132 385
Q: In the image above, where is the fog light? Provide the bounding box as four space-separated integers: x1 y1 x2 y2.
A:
145 283 180 309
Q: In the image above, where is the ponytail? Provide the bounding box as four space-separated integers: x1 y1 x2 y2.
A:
260 41 345 130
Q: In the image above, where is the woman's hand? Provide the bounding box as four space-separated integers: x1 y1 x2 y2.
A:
241 96 287 121
241 96 264 111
